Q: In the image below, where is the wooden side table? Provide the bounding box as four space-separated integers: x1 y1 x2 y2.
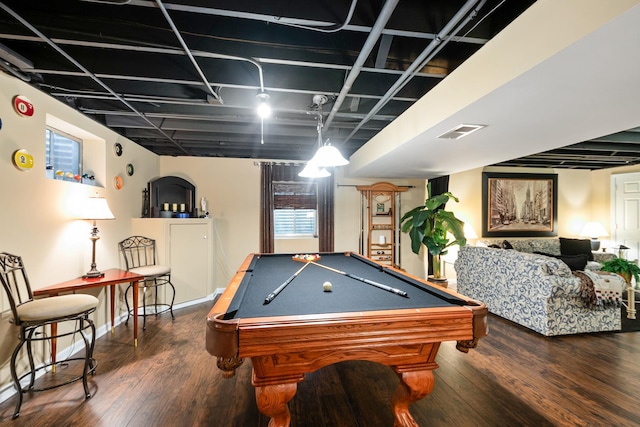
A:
34 269 143 369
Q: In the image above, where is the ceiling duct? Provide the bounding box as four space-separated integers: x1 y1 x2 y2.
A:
438 124 486 140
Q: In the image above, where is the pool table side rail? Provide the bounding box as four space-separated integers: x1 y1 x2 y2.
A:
206 253 488 360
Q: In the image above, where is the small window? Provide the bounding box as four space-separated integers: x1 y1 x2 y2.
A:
273 182 317 237
45 127 82 182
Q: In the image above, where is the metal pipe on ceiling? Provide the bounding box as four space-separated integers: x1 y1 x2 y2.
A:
130 0 489 46
342 0 486 144
0 2 189 155
156 0 222 103
157 0 270 97
278 0 358 33
348 0 489 143
323 0 400 131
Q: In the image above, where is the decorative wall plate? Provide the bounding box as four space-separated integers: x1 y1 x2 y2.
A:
126 163 134 176
113 142 123 156
13 95 34 117
113 175 123 190
12 149 34 171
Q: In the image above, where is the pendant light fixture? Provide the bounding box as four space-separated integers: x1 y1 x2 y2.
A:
309 139 349 167
309 95 349 168
299 111 331 178
256 91 271 144
299 94 348 178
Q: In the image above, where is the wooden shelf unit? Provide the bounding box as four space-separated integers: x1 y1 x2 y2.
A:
357 182 407 267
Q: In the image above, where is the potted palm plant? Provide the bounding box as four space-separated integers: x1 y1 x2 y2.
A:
400 182 466 280
600 257 640 287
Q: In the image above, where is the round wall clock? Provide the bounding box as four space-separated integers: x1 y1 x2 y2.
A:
126 163 134 176
113 142 123 156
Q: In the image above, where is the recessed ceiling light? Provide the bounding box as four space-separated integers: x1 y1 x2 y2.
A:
438 124 486 140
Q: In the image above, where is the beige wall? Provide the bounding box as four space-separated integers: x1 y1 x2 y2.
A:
450 166 602 241
158 157 426 285
0 72 160 394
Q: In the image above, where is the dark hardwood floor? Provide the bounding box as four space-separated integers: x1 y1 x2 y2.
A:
1 302 639 426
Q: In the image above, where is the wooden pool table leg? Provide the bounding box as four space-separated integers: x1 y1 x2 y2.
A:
391 366 436 427
253 372 302 427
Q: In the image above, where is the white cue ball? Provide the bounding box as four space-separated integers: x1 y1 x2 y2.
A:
323 281 332 292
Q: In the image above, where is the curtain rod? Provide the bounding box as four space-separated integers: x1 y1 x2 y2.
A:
337 184 415 188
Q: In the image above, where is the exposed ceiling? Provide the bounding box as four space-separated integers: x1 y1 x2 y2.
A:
1 0 640 178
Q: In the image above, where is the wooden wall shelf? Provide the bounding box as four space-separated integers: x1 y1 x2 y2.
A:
356 182 407 267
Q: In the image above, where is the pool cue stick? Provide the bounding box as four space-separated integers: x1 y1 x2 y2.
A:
309 261 408 298
264 261 311 304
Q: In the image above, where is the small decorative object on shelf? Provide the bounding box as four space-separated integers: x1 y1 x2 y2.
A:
142 189 150 218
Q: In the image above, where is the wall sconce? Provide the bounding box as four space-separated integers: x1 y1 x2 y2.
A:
579 221 608 251
80 193 115 278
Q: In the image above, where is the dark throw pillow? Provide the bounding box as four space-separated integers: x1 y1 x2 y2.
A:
502 240 514 250
559 237 594 261
534 251 588 271
488 244 502 248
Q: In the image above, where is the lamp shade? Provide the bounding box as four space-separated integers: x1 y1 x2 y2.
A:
579 222 608 238
79 195 115 220
309 144 349 167
298 162 331 178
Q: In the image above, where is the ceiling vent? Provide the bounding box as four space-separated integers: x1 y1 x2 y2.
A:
438 124 486 140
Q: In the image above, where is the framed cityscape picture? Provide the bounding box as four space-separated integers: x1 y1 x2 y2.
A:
482 172 557 237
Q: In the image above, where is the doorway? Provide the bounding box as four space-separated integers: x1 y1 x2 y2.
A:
612 172 640 261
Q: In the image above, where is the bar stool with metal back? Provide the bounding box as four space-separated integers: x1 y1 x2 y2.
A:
0 252 99 419
118 236 175 329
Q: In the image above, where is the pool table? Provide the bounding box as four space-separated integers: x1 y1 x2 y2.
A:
206 252 487 427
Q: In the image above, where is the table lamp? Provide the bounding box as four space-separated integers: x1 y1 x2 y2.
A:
579 222 608 251
80 193 115 278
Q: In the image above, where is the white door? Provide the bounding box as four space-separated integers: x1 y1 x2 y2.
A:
613 172 640 261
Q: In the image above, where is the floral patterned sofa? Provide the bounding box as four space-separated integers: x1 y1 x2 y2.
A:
454 238 624 336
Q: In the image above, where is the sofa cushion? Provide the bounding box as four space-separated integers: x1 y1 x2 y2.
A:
559 237 594 261
534 252 588 271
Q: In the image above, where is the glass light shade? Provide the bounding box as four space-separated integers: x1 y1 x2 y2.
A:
256 92 271 118
80 195 115 220
298 162 331 178
309 144 349 167
257 102 271 119
579 222 608 238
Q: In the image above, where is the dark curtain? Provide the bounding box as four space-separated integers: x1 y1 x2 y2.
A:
317 173 335 252
260 163 274 253
427 175 449 275
260 163 334 253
